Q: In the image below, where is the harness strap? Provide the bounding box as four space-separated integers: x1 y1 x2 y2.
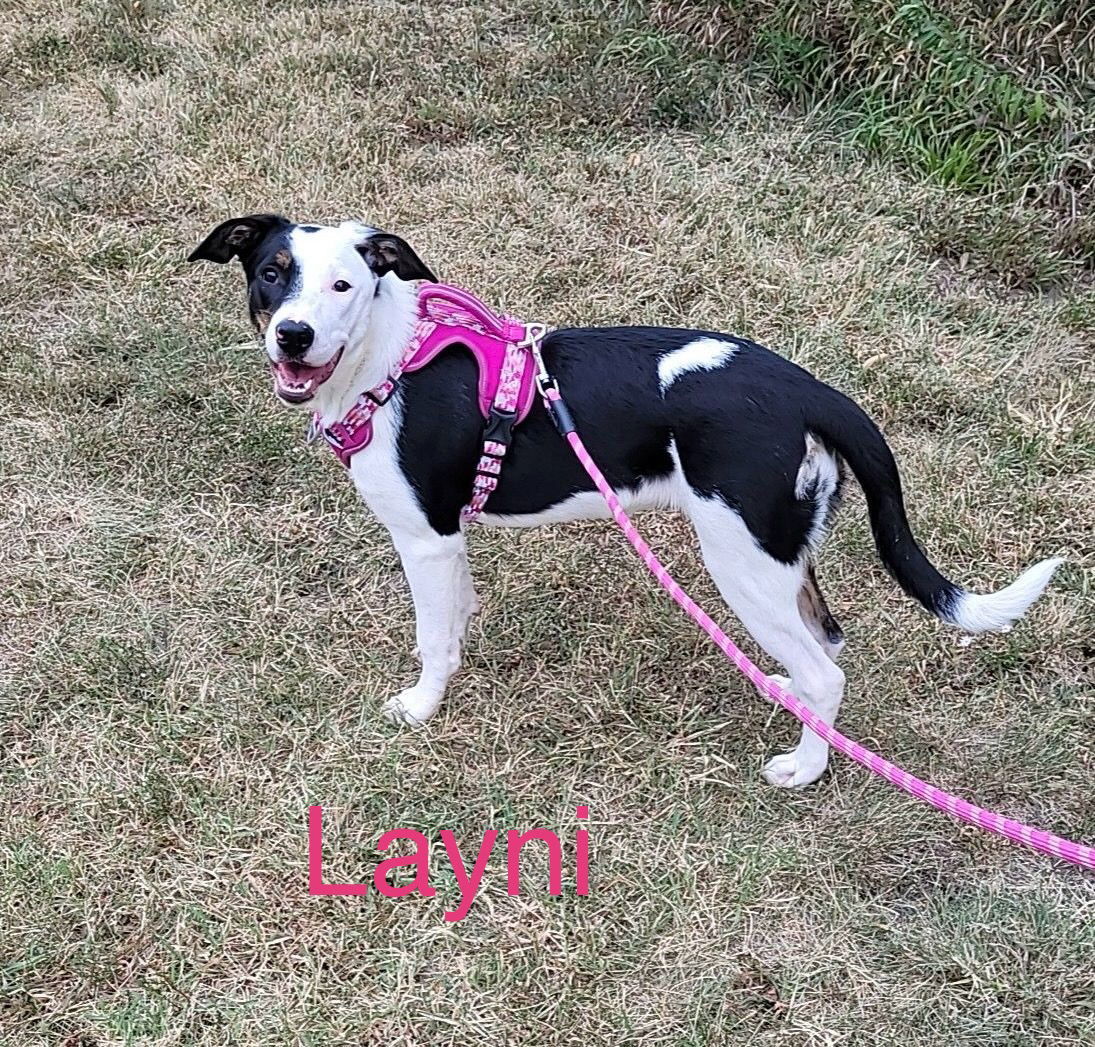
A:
313 284 545 522
311 316 435 466
461 324 548 523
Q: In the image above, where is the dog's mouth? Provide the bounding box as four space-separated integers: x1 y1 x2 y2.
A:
271 347 344 404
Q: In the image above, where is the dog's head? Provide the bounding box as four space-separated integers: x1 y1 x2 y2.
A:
189 215 435 406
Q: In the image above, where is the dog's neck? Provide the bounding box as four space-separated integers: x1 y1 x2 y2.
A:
309 275 420 425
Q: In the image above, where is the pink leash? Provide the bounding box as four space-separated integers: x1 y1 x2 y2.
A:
319 281 1091 871
533 366 1094 872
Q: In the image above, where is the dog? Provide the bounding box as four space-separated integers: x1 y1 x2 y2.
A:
190 214 1062 788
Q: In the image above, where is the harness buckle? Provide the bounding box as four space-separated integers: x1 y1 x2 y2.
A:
365 378 398 407
482 407 517 450
323 424 346 449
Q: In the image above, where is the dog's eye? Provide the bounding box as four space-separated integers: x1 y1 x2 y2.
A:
261 267 279 284
333 280 352 293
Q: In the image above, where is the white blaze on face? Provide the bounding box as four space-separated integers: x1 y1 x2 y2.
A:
265 222 380 367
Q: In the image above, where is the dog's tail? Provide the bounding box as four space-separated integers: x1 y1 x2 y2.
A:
806 386 1062 633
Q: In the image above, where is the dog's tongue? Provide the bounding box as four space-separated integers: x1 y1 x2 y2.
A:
278 361 310 380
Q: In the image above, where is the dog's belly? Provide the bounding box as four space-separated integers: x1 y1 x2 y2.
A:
479 472 682 528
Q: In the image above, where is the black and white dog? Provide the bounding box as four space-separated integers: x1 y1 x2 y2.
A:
190 215 1062 788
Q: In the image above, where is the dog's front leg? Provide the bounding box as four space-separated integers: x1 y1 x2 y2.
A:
382 530 469 727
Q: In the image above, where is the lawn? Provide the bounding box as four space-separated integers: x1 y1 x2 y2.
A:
1 0 1093 1044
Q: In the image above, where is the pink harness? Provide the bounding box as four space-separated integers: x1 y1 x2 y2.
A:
315 282 542 521
320 281 1093 872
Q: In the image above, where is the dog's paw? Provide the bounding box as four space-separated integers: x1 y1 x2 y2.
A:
762 751 826 789
755 674 792 705
382 688 441 728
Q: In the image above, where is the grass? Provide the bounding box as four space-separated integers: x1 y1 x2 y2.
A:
1 0 1094 1043
650 0 1095 289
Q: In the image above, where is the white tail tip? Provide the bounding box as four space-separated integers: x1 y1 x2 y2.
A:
947 557 1064 634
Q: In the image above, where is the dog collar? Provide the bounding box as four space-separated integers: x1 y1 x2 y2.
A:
312 282 546 522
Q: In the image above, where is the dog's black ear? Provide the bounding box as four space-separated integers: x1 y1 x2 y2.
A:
357 231 437 283
188 214 291 264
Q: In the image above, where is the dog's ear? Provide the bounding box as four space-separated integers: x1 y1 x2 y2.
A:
188 214 291 265
357 231 437 283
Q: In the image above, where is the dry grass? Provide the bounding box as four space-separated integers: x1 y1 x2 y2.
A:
2 1 1094 1044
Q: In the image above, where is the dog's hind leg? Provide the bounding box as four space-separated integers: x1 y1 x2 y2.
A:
755 567 843 702
797 563 844 663
685 494 845 788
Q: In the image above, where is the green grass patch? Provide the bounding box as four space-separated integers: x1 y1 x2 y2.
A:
651 0 1095 287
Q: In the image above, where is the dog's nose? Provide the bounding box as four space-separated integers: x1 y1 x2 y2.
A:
275 320 315 356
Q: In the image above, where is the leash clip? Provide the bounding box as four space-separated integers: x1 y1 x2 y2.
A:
522 323 557 397
517 321 549 349
522 325 575 435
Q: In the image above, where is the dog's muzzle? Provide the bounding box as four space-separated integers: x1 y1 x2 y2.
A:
271 346 344 404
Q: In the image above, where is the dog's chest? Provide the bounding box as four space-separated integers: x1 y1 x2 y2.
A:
344 398 423 532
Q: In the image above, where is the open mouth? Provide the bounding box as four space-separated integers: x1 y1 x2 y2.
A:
271 347 344 404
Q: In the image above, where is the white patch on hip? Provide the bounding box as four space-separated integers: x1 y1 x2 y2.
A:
657 337 738 393
795 432 841 552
